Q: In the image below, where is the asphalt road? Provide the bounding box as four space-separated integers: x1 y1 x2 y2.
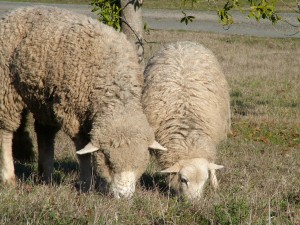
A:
0 1 299 38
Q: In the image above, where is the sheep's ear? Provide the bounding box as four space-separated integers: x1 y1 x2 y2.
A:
209 164 223 189
208 163 224 170
76 143 99 155
149 140 167 151
210 169 219 189
160 163 181 173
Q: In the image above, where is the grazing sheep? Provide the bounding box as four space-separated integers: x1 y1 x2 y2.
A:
0 6 166 198
142 41 231 201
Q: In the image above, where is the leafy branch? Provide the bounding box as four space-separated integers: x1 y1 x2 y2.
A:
90 0 122 31
90 0 299 35
181 0 299 26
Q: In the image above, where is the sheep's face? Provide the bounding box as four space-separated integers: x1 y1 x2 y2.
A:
90 142 149 199
161 158 223 201
77 140 166 199
77 112 167 198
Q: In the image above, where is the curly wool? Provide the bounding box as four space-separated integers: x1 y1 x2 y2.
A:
142 41 231 168
1 6 153 181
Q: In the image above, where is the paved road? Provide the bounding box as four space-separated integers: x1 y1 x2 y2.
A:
0 1 299 38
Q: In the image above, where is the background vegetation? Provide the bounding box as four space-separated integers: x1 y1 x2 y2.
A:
0 0 298 12
0 0 299 224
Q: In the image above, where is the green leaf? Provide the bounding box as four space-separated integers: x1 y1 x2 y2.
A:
90 0 121 31
180 11 195 25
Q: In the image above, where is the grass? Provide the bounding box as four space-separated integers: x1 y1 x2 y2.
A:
1 30 299 224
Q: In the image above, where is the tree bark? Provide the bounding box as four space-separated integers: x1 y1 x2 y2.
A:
120 0 144 66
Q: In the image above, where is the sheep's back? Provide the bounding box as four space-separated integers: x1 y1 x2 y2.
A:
9 6 142 131
143 41 231 147
1 6 41 59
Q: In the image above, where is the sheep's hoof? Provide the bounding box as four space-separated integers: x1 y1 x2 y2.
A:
2 177 17 186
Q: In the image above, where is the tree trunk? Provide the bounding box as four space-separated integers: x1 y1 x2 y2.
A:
120 0 144 66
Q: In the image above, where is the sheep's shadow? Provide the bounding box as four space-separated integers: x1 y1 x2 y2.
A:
89 172 174 197
140 173 176 197
15 159 112 197
12 109 36 162
14 159 79 185
15 161 176 197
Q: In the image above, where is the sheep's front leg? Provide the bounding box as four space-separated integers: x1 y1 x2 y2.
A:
73 136 92 192
34 122 57 184
78 153 92 192
0 129 16 185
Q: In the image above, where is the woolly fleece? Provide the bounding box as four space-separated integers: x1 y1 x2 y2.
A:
142 41 231 169
0 6 153 188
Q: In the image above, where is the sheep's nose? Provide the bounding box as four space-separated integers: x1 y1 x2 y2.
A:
118 191 133 199
113 188 134 199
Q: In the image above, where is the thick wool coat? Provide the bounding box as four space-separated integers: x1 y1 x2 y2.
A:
0 6 153 182
142 41 231 169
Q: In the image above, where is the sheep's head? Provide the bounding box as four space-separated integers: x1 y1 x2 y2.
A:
77 140 166 198
161 158 223 201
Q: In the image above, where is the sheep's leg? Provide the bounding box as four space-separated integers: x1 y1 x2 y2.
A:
73 137 92 192
13 109 36 161
79 153 92 192
0 129 16 185
0 74 24 185
34 122 58 184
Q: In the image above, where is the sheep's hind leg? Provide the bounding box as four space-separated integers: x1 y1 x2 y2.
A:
34 122 58 184
0 129 16 185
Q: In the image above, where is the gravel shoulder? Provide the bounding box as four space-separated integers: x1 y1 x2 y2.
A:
0 1 299 38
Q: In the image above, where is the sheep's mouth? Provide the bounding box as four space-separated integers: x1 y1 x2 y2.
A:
111 171 136 199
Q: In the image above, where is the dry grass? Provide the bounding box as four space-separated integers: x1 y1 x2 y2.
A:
144 30 300 224
1 30 300 224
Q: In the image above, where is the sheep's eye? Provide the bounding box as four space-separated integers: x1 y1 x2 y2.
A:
180 177 188 185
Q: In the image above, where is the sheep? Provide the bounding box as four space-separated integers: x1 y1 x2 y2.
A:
0 6 166 198
142 41 231 201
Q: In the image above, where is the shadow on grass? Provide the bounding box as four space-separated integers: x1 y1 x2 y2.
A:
140 172 177 197
12 109 36 162
14 158 79 185
14 159 186 198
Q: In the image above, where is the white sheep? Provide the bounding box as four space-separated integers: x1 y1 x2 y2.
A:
0 6 166 198
142 41 231 201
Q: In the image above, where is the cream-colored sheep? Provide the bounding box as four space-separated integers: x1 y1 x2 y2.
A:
142 41 231 201
0 6 165 198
